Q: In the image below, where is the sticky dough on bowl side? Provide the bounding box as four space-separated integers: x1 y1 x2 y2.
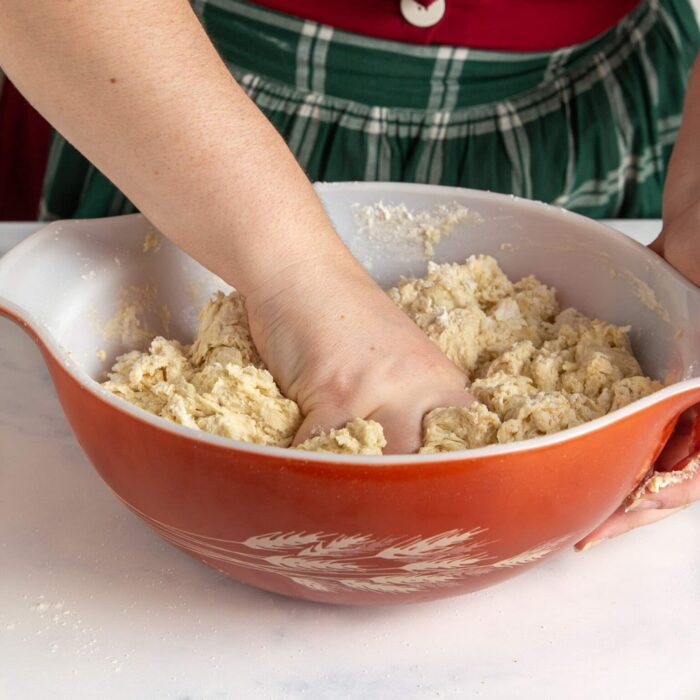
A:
101 255 662 455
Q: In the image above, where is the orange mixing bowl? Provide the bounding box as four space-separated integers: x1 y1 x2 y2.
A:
1 184 699 605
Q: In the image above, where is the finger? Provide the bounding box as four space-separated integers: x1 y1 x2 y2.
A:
658 204 700 285
575 504 690 551
648 230 665 255
292 403 355 447
374 389 475 455
575 452 700 550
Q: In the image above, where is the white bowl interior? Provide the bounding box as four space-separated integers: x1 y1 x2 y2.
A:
1 183 699 387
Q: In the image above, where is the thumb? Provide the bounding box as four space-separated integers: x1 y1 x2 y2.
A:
648 228 665 255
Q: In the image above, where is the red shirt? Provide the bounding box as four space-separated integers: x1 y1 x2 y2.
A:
252 0 641 51
0 80 52 220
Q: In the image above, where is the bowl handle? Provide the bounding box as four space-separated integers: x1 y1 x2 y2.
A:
627 446 700 509
0 237 48 341
0 295 25 324
0 295 48 351
0 267 51 352
625 403 700 507
0 244 28 324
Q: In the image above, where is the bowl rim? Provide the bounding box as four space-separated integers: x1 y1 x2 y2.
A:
39 344 700 465
2 182 700 466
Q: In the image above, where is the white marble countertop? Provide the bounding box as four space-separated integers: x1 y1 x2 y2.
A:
1 220 699 700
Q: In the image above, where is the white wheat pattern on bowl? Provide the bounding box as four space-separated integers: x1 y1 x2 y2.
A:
490 535 573 568
119 497 570 594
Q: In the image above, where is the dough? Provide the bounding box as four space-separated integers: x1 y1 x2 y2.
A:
296 418 387 455
104 294 301 448
103 256 661 455
103 292 383 453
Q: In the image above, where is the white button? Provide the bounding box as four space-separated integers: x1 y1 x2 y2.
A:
400 0 446 28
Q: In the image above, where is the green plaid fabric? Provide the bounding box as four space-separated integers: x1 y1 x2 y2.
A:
41 0 699 220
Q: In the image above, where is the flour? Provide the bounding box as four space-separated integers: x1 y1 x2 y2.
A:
142 230 162 254
618 269 671 323
354 201 481 257
95 285 159 350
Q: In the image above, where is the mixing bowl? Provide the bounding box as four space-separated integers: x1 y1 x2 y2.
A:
1 183 699 605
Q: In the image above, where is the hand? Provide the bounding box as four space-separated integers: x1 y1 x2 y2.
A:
246 255 474 454
649 201 700 286
650 51 700 287
576 408 700 550
577 57 700 548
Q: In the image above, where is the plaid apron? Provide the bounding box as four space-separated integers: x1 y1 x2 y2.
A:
40 0 699 220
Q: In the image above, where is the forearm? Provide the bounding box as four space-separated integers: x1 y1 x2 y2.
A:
663 55 700 223
0 0 354 296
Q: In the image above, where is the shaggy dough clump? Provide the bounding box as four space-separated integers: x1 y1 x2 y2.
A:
388 256 661 452
103 292 383 453
296 418 387 455
103 255 661 455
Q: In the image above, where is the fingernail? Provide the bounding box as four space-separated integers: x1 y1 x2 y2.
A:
576 538 606 552
625 498 662 513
